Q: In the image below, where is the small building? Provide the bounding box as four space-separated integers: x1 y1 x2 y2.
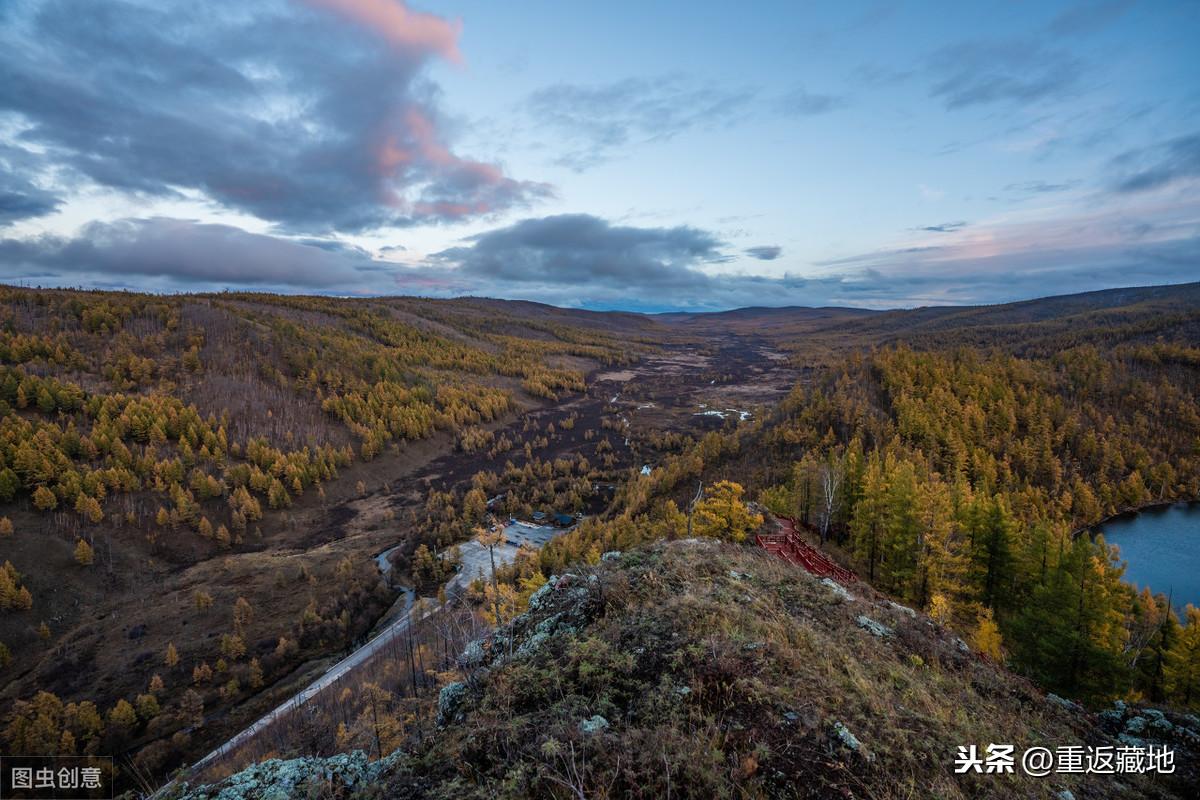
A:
552 512 575 528
532 510 547 522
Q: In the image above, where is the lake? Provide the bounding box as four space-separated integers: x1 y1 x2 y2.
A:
1093 501 1200 613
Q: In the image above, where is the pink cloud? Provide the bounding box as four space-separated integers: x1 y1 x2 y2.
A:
400 108 507 186
371 107 553 221
403 107 456 168
291 1 554 224
411 200 492 217
300 0 462 63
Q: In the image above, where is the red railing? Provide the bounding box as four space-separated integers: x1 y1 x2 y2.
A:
756 516 856 584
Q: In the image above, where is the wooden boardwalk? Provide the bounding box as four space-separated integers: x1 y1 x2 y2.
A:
755 516 857 584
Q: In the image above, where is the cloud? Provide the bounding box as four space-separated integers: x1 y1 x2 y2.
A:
377 244 408 260
0 182 61 227
3 207 1196 312
796 238 1200 308
774 87 846 116
0 144 62 226
853 63 914 88
1004 180 1080 194
1109 132 1200 194
918 184 945 201
913 221 968 233
805 201 1200 307
1048 0 1135 37
744 245 782 260
928 40 1082 109
430 214 727 288
526 76 756 171
0 0 548 232
301 0 462 62
421 209 1200 310
0 217 376 288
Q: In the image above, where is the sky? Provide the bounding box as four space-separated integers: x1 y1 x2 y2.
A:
0 0 1198 311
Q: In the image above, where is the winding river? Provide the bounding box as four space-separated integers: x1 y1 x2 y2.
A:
1094 502 1200 613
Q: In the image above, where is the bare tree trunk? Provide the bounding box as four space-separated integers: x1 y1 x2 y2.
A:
686 482 703 538
819 458 844 544
487 543 501 628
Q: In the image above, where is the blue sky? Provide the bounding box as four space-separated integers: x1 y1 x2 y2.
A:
0 0 1197 310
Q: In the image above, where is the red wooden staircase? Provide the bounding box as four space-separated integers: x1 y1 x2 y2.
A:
755 516 856 584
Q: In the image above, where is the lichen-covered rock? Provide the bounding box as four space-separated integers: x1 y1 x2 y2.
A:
1150 716 1175 735
516 611 577 658
1046 693 1083 713
1099 700 1127 726
855 615 892 638
433 569 605 731
832 721 861 752
176 750 401 800
525 581 554 611
820 577 854 602
1099 707 1125 725
1100 702 1193 745
437 681 468 726
579 715 609 735
601 550 622 562
459 638 486 668
493 573 601 665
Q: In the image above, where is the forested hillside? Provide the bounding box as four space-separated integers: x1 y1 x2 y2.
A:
758 344 1200 705
4 283 1200 797
515 284 1200 712
0 287 646 781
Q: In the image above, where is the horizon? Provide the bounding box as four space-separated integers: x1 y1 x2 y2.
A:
1 1 1198 311
1 277 1194 316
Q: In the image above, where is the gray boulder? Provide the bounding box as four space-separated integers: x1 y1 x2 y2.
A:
821 578 855 602
855 615 893 638
831 721 863 754
437 681 469 726
176 750 402 800
579 715 609 735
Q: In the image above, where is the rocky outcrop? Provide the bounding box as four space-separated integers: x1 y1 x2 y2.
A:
855 614 893 638
436 681 469 726
437 571 605 729
1096 699 1200 749
456 572 604 674
173 751 402 800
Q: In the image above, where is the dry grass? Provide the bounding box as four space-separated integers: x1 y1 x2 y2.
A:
362 539 1189 799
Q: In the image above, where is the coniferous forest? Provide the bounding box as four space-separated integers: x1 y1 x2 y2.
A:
1 283 1199 797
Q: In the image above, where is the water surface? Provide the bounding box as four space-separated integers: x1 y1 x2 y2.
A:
1094 502 1200 613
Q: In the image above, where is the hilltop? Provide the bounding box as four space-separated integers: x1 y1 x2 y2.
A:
175 538 1199 799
